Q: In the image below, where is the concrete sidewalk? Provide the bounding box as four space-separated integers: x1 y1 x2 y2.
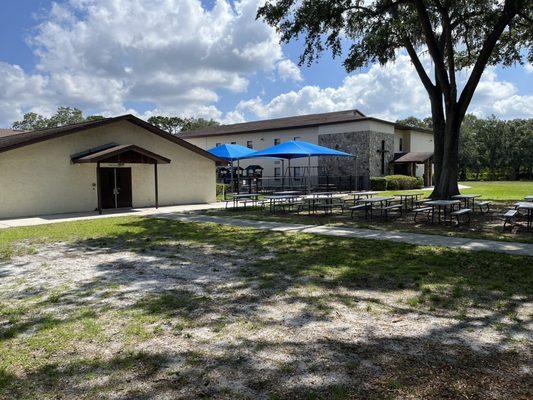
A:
154 213 533 257
0 203 226 229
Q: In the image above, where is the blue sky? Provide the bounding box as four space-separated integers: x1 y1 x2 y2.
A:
0 0 531 128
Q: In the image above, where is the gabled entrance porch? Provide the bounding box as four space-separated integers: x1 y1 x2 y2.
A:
72 143 171 214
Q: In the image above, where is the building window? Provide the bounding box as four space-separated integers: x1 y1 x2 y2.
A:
231 141 236 144
274 138 280 145
246 140 253 149
293 136 300 141
215 143 221 147
399 137 403 152
274 167 281 180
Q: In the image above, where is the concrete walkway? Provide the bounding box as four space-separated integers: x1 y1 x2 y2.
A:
154 213 533 257
0 203 226 229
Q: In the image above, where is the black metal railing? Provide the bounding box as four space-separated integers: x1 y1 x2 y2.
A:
219 175 369 194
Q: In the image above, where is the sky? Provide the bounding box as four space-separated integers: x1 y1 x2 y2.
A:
0 0 532 128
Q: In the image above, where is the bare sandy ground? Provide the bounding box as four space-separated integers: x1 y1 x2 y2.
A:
1 240 531 399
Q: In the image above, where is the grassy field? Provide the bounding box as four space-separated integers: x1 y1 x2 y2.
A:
379 180 533 201
459 181 533 200
0 217 531 399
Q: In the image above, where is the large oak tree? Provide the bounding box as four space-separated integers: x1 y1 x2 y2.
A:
258 0 532 198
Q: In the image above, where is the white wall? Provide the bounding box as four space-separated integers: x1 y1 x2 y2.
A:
407 130 434 177
185 120 394 177
0 120 216 219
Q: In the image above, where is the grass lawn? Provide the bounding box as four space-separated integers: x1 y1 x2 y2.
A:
378 180 533 201
459 180 533 201
0 216 531 399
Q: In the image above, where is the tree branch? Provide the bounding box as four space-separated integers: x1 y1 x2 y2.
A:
403 37 436 94
457 0 521 118
412 0 451 96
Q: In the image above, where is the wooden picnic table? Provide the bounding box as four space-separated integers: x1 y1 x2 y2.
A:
356 196 395 220
395 193 424 210
515 202 533 231
452 194 481 210
425 200 461 224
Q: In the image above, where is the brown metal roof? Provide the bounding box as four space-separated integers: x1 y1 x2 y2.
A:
180 109 368 138
72 144 171 164
0 115 222 163
394 152 433 163
180 109 433 139
0 128 24 138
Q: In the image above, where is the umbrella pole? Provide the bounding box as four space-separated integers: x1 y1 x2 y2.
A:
288 159 291 190
237 159 240 194
281 159 285 189
230 161 234 194
308 155 311 194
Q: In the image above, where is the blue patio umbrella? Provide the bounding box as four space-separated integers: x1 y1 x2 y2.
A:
207 143 255 161
242 140 354 192
207 143 256 193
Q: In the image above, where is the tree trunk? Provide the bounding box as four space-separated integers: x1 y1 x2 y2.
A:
430 114 461 199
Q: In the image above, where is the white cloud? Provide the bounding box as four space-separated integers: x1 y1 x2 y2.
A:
231 54 533 122
525 63 533 73
234 54 431 121
0 1 530 128
276 59 303 82
0 0 284 126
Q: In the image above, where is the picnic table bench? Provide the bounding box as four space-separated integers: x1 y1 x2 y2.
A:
424 200 461 224
503 209 518 230
450 208 472 225
381 203 403 220
355 196 395 220
413 206 433 223
349 204 369 219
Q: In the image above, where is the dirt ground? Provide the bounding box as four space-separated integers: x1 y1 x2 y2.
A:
1 235 532 399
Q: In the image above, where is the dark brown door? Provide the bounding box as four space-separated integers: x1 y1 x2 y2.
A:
116 168 132 208
99 168 132 209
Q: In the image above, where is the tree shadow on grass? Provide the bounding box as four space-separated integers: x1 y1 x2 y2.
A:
1 334 530 399
1 217 531 398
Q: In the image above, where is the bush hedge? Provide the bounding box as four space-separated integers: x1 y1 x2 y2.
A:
370 175 424 190
216 183 227 199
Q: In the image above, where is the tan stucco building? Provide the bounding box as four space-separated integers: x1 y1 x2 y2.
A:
0 115 220 219
181 109 434 187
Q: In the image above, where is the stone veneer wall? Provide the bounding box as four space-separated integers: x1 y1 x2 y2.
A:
318 131 395 180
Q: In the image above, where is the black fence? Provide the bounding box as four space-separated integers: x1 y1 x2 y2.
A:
220 175 369 194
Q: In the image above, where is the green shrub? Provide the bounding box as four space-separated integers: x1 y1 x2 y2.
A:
370 175 424 190
385 175 423 190
370 177 387 190
216 183 227 199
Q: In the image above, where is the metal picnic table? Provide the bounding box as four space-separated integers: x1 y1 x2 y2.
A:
356 196 395 220
524 195 533 202
302 194 345 215
515 202 533 231
452 194 481 210
395 192 424 211
263 195 299 213
273 190 301 196
343 191 378 204
228 193 260 209
425 200 461 224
